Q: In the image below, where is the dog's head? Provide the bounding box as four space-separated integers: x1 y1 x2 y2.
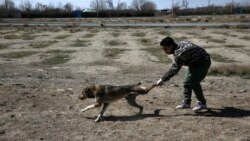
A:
79 86 96 100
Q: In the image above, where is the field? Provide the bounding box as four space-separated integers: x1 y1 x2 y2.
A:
0 24 250 141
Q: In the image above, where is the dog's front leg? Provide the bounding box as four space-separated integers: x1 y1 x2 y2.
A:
95 103 109 122
80 103 101 112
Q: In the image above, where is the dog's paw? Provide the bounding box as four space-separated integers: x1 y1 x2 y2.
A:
80 109 85 112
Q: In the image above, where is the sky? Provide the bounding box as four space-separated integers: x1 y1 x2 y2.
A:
0 0 249 10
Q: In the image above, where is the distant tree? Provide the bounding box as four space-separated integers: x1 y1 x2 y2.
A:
140 1 156 12
131 0 155 11
106 0 114 9
117 2 127 10
19 0 32 12
64 2 74 12
35 2 46 11
131 0 146 11
172 0 181 15
181 0 189 9
90 0 108 10
5 0 15 10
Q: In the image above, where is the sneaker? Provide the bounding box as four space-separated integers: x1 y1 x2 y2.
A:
192 101 207 112
176 103 190 109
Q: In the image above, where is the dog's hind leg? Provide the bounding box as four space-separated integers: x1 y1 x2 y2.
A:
95 103 109 122
125 95 143 114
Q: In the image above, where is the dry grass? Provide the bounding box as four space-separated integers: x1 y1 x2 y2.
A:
30 41 57 48
82 33 96 38
209 64 250 79
225 45 244 48
46 50 75 54
132 32 146 37
0 43 10 50
54 35 71 39
1 51 37 59
69 28 82 33
104 40 127 46
174 36 188 42
22 33 37 40
142 47 171 64
157 30 171 36
240 36 250 40
199 36 212 39
210 53 235 63
72 39 91 47
139 38 154 45
4 34 20 40
208 38 226 43
38 49 75 65
103 48 128 59
110 32 121 37
41 54 71 65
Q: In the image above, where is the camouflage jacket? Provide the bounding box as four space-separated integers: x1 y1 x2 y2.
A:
162 41 210 81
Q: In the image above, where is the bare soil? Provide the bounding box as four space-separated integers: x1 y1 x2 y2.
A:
0 26 250 141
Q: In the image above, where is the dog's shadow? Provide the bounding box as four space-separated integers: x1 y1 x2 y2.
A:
86 109 164 122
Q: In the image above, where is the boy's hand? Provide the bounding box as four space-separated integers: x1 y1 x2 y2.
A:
156 79 164 86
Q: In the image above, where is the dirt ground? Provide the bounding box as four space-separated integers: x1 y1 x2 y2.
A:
0 25 250 141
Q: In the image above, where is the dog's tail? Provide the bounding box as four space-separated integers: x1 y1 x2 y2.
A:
144 84 157 93
133 83 156 94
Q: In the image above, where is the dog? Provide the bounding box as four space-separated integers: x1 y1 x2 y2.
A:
79 82 156 122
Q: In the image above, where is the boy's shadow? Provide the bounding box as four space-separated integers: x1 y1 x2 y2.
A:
188 107 250 118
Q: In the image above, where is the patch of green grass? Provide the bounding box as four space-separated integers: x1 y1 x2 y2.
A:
4 34 21 40
22 33 36 40
158 30 171 36
187 32 199 36
72 39 91 47
82 33 96 38
54 35 71 39
30 41 57 48
105 40 126 46
212 31 230 36
46 50 75 54
240 36 250 40
225 45 243 48
199 36 212 39
41 54 71 65
103 48 128 59
208 38 226 43
111 32 121 37
230 34 238 37
89 29 100 33
174 36 188 42
208 64 250 79
69 28 82 33
0 43 10 50
235 25 250 29
132 32 146 37
142 47 171 64
140 38 153 45
210 53 235 63
1 51 37 59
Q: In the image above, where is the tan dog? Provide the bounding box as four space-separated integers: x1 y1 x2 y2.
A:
79 82 156 122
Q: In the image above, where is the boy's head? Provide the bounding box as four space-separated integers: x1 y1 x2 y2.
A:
160 37 176 54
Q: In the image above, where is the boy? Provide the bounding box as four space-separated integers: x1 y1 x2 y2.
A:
156 37 211 112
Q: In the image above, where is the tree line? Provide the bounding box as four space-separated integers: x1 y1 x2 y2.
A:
0 0 249 18
0 0 157 18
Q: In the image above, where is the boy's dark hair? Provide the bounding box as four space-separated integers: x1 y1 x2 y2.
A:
160 37 175 47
